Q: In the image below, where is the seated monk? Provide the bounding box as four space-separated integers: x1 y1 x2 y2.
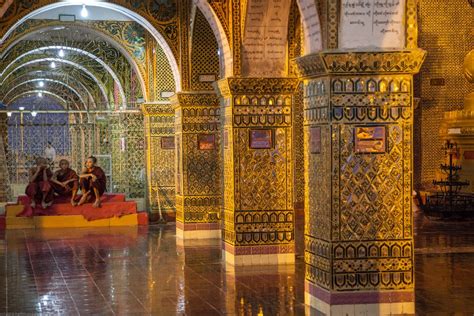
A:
77 156 107 208
50 159 79 206
25 157 54 209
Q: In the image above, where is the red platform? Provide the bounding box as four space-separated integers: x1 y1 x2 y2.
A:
16 194 137 221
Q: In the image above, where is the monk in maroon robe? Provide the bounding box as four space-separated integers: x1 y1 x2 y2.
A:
77 156 106 208
25 157 54 209
50 159 79 206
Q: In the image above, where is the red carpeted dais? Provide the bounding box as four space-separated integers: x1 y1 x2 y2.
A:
16 194 137 221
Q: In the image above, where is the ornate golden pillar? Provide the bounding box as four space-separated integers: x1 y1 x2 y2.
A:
296 50 425 308
0 113 7 150
172 92 221 238
142 103 176 220
109 112 146 198
216 78 299 265
0 113 9 202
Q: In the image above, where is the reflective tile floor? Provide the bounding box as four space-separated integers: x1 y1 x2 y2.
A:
0 209 473 315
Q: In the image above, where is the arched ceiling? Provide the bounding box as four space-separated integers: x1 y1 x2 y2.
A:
2 79 87 107
0 1 246 106
1 58 111 107
0 1 182 92
2 66 107 107
0 25 138 110
0 4 180 110
3 71 98 108
1 23 149 99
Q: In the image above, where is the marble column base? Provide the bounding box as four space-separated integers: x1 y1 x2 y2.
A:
176 221 220 239
305 281 414 315
222 242 295 266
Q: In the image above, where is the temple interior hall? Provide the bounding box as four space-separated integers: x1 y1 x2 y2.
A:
0 0 473 315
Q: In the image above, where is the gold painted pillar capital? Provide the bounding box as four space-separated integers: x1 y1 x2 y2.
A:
295 49 427 79
216 77 301 96
141 102 174 116
171 91 221 108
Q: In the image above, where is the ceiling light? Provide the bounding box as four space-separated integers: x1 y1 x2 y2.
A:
19 107 25 111
58 49 65 58
39 81 45 87
81 5 89 18
31 111 38 117
50 61 56 68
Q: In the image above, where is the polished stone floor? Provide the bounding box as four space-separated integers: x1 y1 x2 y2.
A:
0 209 473 315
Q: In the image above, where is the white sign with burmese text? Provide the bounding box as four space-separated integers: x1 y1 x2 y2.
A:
339 0 406 49
297 0 323 53
242 0 292 76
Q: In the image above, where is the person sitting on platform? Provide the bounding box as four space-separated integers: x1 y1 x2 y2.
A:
25 157 54 209
50 159 79 206
77 156 106 208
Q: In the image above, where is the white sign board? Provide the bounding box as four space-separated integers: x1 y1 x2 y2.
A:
339 0 406 49
297 0 323 53
242 0 292 76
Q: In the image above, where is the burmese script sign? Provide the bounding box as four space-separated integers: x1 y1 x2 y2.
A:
242 0 292 76
339 0 406 49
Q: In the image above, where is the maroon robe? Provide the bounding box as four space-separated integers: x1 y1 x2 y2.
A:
51 168 79 196
79 166 107 197
25 167 54 204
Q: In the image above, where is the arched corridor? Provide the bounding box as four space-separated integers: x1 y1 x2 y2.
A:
0 0 473 314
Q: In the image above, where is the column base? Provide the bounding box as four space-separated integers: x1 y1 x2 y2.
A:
305 281 414 315
222 242 295 266
176 221 221 239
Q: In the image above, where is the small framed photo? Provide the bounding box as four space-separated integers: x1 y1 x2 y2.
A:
161 136 175 150
249 129 273 149
198 134 216 150
354 126 386 154
310 127 321 154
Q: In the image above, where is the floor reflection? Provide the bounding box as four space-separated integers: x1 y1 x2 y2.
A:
414 209 474 315
0 214 473 315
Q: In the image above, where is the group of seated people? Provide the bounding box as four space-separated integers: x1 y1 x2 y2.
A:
26 156 106 209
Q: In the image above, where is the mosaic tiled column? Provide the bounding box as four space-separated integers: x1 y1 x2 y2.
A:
0 113 9 202
295 50 426 308
172 92 221 238
216 78 299 265
109 112 146 199
69 122 82 173
142 103 176 220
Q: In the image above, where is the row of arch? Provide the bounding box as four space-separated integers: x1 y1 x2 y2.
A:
0 0 422 113
0 0 329 109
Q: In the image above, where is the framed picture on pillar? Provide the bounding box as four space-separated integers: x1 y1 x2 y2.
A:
249 129 273 149
198 134 216 150
310 127 321 154
161 136 175 150
354 126 386 154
